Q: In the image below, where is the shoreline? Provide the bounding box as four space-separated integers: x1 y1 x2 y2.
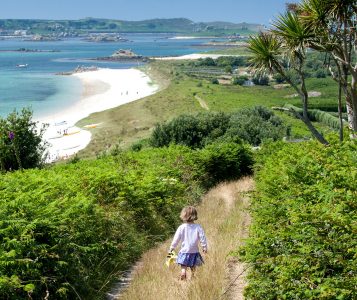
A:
39 68 158 161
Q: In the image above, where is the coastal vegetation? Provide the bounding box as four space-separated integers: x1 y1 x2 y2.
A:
0 141 253 299
0 108 47 171
150 107 288 148
241 138 357 299
77 58 340 158
0 1 356 299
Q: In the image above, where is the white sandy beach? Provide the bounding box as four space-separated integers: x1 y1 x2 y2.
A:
39 68 158 161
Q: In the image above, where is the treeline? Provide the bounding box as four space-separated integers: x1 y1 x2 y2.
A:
0 142 253 299
241 138 357 299
191 56 249 68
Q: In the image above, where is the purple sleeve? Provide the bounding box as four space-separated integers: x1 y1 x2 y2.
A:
170 226 182 251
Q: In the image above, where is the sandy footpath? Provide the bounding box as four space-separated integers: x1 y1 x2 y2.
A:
38 68 158 161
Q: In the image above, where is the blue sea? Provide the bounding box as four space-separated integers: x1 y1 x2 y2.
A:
0 34 217 119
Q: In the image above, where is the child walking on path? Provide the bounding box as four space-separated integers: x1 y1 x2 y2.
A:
169 206 208 280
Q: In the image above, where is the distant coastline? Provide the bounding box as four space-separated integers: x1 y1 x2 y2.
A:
0 48 60 53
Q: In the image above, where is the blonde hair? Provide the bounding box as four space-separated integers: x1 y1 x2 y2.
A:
180 206 198 222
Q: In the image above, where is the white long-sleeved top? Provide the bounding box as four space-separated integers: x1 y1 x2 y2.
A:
170 223 208 254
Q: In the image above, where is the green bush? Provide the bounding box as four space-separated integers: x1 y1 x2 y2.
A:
216 56 248 67
224 65 233 74
241 139 357 299
211 78 219 84
150 107 288 148
195 56 248 68
232 75 248 86
199 141 253 187
224 106 288 146
252 75 269 86
274 73 286 84
315 69 327 78
150 112 230 149
0 108 48 171
196 57 216 66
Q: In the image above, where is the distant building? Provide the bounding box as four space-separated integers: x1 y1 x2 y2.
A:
14 30 28 36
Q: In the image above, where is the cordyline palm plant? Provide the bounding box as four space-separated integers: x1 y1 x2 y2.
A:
248 12 329 145
300 0 357 136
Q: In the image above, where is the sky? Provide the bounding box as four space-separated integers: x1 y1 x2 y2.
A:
0 0 289 24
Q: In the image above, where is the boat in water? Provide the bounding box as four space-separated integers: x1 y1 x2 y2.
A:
16 64 28 68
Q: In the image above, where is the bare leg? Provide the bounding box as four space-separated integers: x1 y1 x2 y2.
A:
180 266 187 280
190 267 196 279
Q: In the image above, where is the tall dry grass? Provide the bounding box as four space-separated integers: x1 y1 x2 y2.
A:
117 177 254 300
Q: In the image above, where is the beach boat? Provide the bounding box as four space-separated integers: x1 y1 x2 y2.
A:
16 64 28 68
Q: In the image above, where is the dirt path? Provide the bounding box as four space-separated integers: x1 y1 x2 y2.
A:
110 177 254 300
195 95 209 110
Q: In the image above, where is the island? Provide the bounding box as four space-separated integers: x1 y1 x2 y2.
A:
83 34 129 43
92 49 148 62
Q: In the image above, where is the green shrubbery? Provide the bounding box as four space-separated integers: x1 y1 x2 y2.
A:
241 139 357 299
252 75 270 86
232 75 248 86
0 144 253 299
199 141 253 187
284 104 347 130
223 107 288 146
0 108 47 171
194 56 248 68
150 107 289 148
150 112 230 148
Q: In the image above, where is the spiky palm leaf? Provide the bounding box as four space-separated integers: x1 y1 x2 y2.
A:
248 32 283 74
272 12 315 63
300 0 330 31
300 0 356 52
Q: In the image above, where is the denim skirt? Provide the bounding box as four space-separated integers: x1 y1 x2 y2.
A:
176 252 204 267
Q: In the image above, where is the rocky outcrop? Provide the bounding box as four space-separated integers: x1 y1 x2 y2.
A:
83 34 129 43
56 65 99 75
92 49 148 62
24 35 62 41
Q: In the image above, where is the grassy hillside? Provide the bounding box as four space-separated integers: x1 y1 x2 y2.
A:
0 18 262 35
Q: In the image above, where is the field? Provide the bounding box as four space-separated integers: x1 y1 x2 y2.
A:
76 59 340 158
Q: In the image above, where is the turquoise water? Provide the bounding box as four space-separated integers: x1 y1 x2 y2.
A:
0 34 217 118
